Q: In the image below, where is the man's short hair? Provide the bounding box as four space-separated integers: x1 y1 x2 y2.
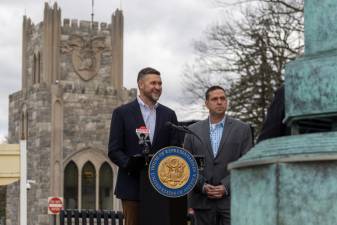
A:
205 86 226 100
137 67 161 82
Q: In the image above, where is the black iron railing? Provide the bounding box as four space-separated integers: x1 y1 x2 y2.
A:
60 210 124 225
60 209 196 225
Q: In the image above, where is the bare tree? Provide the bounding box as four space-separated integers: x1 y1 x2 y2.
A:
0 136 8 144
183 0 303 137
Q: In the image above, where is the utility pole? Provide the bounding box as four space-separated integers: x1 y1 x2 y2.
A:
19 140 27 225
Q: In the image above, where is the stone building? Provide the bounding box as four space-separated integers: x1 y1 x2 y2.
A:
5 3 135 225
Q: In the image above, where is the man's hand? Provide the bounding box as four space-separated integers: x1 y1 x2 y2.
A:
188 208 195 215
204 184 226 199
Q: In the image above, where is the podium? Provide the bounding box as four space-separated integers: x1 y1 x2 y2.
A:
139 167 186 225
138 154 204 225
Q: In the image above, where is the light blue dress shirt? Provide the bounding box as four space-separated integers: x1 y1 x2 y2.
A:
209 117 225 157
137 96 158 143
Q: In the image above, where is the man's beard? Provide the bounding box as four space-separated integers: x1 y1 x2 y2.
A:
144 91 161 103
150 93 161 102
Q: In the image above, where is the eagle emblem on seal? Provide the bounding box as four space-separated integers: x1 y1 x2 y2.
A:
148 147 199 198
158 156 190 189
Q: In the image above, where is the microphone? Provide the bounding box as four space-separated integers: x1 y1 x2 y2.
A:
165 121 191 134
136 126 150 142
135 126 151 156
165 121 203 144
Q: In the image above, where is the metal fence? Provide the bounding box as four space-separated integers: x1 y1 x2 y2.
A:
60 210 196 225
60 210 124 225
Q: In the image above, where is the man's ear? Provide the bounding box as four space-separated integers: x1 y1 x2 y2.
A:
138 80 143 89
205 100 209 110
225 98 229 108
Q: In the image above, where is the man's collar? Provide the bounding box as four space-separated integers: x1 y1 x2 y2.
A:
137 96 159 109
209 116 226 127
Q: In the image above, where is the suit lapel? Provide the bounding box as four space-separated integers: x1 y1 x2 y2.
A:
130 99 145 126
216 116 234 158
200 119 214 160
151 104 162 147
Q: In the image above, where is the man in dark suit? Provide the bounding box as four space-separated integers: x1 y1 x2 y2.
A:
108 67 179 225
257 85 289 143
184 86 252 225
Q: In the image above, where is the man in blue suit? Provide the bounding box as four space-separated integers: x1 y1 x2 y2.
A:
108 67 179 225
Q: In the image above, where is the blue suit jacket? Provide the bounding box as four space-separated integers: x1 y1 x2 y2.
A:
108 99 179 200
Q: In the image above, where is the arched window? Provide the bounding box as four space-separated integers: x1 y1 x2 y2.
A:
82 162 96 209
33 54 37 84
20 112 25 140
37 52 41 83
99 162 113 209
63 153 117 210
20 109 28 140
64 161 78 209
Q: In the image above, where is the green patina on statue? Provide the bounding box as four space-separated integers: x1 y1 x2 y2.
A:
229 0 337 224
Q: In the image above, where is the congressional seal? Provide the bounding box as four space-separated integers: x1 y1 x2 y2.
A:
148 146 198 198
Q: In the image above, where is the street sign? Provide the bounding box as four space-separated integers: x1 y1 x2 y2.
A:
48 197 63 215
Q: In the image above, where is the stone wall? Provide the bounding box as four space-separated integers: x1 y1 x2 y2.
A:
27 86 52 225
59 25 115 92
7 83 135 225
5 182 19 225
62 84 130 159
7 85 52 225
22 16 43 89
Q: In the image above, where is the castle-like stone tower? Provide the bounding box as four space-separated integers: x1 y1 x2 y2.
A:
6 3 136 225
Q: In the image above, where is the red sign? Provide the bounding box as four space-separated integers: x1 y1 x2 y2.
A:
136 126 149 134
48 197 63 215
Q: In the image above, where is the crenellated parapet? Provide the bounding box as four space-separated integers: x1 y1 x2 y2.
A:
21 2 125 92
61 19 112 33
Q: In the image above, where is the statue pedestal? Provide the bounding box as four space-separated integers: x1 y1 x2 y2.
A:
285 50 337 128
229 132 337 225
230 0 337 224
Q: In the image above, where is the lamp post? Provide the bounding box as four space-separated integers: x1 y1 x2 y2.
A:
19 140 27 225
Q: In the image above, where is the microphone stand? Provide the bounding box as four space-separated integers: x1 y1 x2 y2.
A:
166 121 204 144
167 122 205 171
139 135 151 165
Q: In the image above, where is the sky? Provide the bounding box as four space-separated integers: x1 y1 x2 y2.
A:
0 0 234 139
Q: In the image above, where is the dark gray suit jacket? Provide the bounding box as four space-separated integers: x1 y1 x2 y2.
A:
184 116 252 209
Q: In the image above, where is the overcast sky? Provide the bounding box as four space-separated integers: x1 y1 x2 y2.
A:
0 0 234 139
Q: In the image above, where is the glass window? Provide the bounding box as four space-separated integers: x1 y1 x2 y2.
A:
82 161 96 209
21 113 25 140
99 162 113 209
64 161 78 209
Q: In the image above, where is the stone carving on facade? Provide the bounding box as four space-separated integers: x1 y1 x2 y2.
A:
62 35 106 81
